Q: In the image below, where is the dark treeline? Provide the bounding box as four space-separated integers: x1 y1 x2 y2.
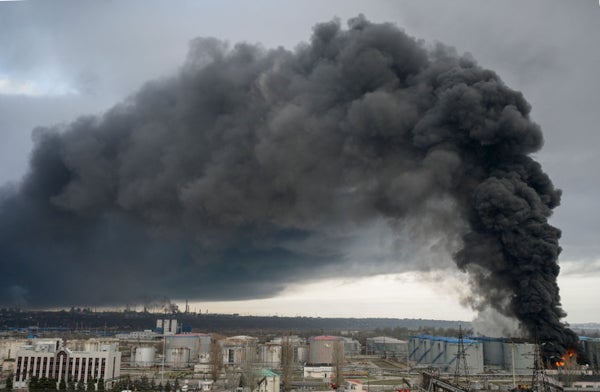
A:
0 309 469 335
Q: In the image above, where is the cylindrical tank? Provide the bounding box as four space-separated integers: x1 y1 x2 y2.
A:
481 339 505 366
503 343 534 374
296 346 308 363
132 346 156 367
308 336 341 365
167 347 191 368
259 344 281 367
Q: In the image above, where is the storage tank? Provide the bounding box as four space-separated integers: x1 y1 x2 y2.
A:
308 336 342 365
132 346 156 367
296 345 308 363
167 335 201 362
167 347 191 368
477 338 505 367
503 342 534 374
259 344 281 367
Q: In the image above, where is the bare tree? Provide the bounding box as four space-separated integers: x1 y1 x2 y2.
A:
241 344 259 392
332 340 345 388
209 338 224 383
280 335 293 391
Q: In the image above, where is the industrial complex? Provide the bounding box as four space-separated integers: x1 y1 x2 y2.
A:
1 317 599 392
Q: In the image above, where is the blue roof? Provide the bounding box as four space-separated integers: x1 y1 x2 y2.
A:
410 334 480 344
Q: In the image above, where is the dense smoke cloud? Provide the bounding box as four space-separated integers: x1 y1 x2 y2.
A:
0 16 577 356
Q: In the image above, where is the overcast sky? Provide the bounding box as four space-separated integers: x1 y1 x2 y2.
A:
0 0 598 326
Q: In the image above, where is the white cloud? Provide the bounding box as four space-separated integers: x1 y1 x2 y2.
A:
0 76 77 96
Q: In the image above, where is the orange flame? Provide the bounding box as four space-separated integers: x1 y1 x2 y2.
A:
555 350 576 368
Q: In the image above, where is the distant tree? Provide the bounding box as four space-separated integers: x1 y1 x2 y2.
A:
5 374 13 391
97 379 104 392
86 378 94 391
136 376 150 391
59 378 67 391
76 380 85 392
46 377 59 390
29 376 40 391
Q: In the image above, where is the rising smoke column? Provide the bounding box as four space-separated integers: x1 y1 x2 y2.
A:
0 16 578 357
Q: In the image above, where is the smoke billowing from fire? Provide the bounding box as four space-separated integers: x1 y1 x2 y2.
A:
0 16 578 357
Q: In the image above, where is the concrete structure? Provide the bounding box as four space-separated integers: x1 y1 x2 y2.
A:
14 339 121 389
308 336 343 365
409 335 484 374
366 336 408 358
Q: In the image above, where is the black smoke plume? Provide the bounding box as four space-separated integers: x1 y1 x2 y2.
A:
0 16 578 358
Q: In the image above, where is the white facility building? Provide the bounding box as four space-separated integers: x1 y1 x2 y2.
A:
14 339 121 389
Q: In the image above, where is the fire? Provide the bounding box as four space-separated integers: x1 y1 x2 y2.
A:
555 350 576 368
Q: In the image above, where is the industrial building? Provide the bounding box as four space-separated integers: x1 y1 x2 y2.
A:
13 339 121 389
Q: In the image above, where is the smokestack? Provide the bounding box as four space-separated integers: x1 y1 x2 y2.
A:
0 15 580 359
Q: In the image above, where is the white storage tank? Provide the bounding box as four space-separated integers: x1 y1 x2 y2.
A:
478 338 505 367
132 346 156 367
259 344 281 367
502 342 534 374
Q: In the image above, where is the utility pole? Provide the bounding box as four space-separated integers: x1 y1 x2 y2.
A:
453 325 470 391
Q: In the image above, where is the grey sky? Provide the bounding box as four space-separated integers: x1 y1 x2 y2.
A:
0 0 599 323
